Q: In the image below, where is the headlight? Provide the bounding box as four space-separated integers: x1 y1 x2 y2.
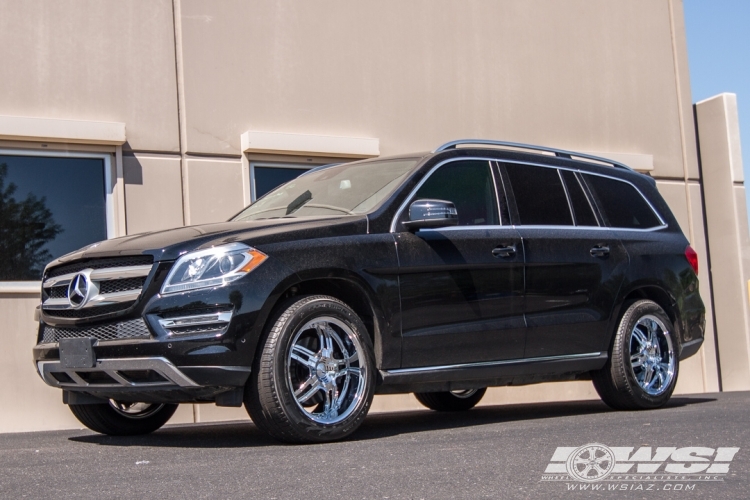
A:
161 243 267 295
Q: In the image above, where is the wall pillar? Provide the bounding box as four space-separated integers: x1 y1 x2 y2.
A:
695 93 750 391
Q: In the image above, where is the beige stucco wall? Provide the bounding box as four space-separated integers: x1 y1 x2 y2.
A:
0 0 180 153
0 0 730 432
176 0 695 178
123 154 185 234
185 158 245 225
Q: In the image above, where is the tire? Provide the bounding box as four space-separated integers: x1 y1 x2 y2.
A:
592 299 679 410
244 295 376 443
68 401 178 436
414 388 487 412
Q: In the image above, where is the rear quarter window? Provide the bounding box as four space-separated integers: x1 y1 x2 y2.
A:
583 174 663 229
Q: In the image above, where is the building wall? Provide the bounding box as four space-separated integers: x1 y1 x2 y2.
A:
0 0 725 432
696 94 750 392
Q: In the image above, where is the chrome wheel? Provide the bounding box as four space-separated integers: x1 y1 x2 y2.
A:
628 315 675 396
109 401 165 419
286 316 366 424
450 389 479 399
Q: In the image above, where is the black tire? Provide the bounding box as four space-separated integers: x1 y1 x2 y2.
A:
245 295 376 443
414 388 487 411
68 401 178 436
592 299 679 410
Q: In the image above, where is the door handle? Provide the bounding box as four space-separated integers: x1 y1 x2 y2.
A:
590 245 610 258
492 245 516 258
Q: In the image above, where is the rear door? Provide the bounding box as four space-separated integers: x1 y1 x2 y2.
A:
395 159 526 368
501 162 628 358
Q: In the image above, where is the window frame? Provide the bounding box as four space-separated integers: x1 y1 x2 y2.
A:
498 161 575 227
0 148 117 286
497 160 666 231
390 157 504 232
559 169 602 227
580 171 667 230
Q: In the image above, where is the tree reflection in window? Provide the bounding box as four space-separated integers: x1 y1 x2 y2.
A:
0 163 63 280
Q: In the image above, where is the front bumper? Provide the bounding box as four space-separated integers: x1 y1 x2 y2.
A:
36 356 250 403
32 279 274 402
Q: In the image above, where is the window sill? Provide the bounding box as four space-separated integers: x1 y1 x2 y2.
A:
0 282 41 294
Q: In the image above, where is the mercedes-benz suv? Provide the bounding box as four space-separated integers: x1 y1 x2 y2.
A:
32 139 706 443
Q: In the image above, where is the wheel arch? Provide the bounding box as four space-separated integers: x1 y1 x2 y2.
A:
257 269 388 367
610 284 683 351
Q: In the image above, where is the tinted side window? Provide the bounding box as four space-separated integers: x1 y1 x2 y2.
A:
415 160 498 226
583 174 662 229
504 163 572 226
560 170 598 226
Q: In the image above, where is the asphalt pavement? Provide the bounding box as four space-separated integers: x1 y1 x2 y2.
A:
1 391 748 499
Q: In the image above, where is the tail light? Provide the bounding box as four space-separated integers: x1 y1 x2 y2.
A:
685 245 699 274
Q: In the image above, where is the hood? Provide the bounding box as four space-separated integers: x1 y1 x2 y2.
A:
47 215 368 268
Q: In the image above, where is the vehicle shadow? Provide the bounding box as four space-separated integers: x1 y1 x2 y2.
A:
68 395 715 449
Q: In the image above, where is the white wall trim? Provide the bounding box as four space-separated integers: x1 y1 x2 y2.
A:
241 131 379 158
0 282 41 294
582 151 654 172
0 115 126 145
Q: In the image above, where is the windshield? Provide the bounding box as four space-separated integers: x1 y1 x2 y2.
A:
232 158 419 221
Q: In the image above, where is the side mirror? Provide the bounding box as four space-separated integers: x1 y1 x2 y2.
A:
403 199 459 231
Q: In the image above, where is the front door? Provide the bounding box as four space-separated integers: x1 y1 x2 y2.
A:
395 159 526 368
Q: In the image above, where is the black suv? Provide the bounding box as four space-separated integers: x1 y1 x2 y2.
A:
33 140 705 443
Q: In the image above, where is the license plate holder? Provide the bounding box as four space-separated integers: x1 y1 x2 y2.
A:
59 337 97 369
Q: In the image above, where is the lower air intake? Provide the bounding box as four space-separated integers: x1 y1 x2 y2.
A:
41 318 151 344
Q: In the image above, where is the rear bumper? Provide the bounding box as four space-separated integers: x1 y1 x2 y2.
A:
679 337 704 360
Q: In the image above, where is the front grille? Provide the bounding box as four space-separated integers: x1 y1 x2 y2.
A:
99 277 147 295
46 255 154 278
41 318 151 343
42 256 154 320
44 303 136 319
48 286 68 299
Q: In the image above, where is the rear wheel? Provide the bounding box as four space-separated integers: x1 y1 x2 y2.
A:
592 299 679 410
414 388 487 411
68 400 178 436
245 295 376 443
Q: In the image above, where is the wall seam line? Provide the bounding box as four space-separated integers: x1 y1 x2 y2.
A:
172 0 190 227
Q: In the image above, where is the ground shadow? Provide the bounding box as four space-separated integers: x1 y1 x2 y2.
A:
68 395 716 449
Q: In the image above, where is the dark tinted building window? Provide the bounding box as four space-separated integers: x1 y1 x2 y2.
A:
504 163 572 226
254 166 308 199
560 170 598 226
583 174 662 229
415 160 498 226
0 155 108 280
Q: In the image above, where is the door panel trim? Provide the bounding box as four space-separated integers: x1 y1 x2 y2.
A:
384 351 603 375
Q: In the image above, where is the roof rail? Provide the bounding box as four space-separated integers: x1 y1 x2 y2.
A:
433 139 634 172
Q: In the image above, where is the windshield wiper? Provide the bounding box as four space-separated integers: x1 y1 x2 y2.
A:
286 190 312 215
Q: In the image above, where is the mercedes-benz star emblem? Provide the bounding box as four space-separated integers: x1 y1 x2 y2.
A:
67 272 91 308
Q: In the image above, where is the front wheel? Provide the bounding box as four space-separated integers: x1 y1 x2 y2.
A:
592 299 679 410
245 295 376 443
414 388 487 411
68 400 178 435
